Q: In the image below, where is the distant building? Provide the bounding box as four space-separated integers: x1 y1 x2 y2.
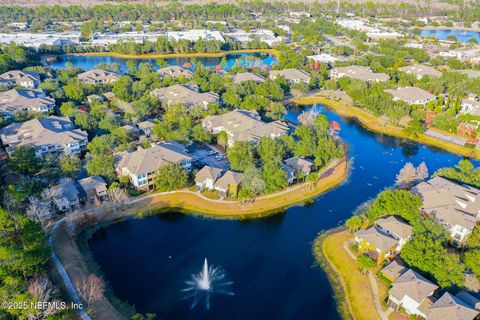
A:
91 31 164 46
0 116 88 157
224 29 282 47
460 94 480 116
388 269 438 318
0 70 40 88
231 72 265 84
202 109 289 146
329 65 390 82
0 88 55 117
150 84 219 109
399 64 442 80
77 69 120 84
307 53 345 64
195 166 223 191
384 86 436 105
157 66 194 79
412 176 480 244
137 120 155 137
115 141 192 190
284 156 315 176
165 30 225 43
374 216 412 251
78 176 108 205
381 260 408 282
0 32 81 48
269 69 311 84
52 178 81 212
214 170 243 198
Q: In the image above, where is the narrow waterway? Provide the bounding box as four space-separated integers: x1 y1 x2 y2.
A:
88 104 469 320
419 28 480 43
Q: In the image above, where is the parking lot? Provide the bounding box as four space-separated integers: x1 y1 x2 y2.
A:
189 144 230 170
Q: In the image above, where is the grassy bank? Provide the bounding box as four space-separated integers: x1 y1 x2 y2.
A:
313 229 382 320
295 95 480 160
73 48 280 59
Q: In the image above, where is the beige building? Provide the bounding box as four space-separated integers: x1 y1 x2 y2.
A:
157 66 193 79
0 70 40 88
150 84 219 109
384 86 436 105
398 64 442 80
426 292 479 320
269 69 310 84
0 116 88 157
115 141 192 190
231 72 265 84
329 65 390 82
412 176 480 244
0 88 55 117
202 109 289 146
77 69 120 84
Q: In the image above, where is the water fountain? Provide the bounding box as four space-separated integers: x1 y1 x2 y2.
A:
181 258 234 310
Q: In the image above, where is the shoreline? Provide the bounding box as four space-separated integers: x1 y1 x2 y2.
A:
52 159 349 319
413 26 480 33
294 95 480 160
69 48 280 60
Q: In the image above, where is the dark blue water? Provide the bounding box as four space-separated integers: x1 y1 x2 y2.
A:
49 53 277 72
420 29 480 43
88 104 467 320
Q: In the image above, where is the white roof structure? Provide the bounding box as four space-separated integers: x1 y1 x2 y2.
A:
166 30 225 43
0 32 80 48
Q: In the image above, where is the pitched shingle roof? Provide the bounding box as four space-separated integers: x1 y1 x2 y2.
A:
355 226 398 251
427 292 479 320
375 216 413 240
390 269 438 303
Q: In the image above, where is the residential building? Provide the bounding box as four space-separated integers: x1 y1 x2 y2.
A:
354 226 399 262
426 292 479 320
284 156 315 176
384 86 436 105
202 109 289 146
269 69 311 84
0 70 40 88
52 178 81 212
150 84 219 109
137 120 155 137
91 31 164 46
0 88 55 117
0 32 81 48
381 260 408 282
374 216 412 251
412 176 480 244
157 66 194 79
165 30 225 43
214 170 243 197
195 166 223 191
0 116 88 157
224 29 281 47
231 72 265 84
388 269 438 317
78 176 108 205
460 94 480 116
307 53 346 64
115 141 192 190
281 162 296 184
399 64 442 80
77 69 120 84
329 65 390 82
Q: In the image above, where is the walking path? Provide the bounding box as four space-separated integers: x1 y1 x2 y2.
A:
49 219 92 320
342 240 390 320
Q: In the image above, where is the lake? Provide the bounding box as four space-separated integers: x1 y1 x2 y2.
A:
88 104 468 320
48 53 277 72
420 28 480 43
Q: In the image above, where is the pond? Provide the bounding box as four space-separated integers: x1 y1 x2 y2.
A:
419 28 480 43
88 104 469 320
48 53 277 72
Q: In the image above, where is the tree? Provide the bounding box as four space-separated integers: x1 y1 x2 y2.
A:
357 254 375 275
294 125 318 157
262 161 288 193
216 131 229 149
305 172 318 190
365 189 422 223
26 194 55 230
191 124 212 143
227 141 255 172
239 166 265 199
346 215 363 233
154 163 189 191
9 145 41 174
467 225 480 249
60 156 82 177
77 274 105 305
64 81 85 102
435 160 480 187
395 162 429 188
403 119 425 137
86 155 117 183
257 137 287 164
314 135 343 166
113 76 134 101
464 250 480 279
